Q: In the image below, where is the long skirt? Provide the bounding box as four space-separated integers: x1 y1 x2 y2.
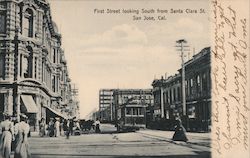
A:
14 133 31 158
172 126 188 142
0 131 12 158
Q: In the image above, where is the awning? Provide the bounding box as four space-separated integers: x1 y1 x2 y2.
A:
21 95 38 113
44 106 68 119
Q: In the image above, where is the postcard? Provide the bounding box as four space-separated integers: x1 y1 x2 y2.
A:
0 0 249 157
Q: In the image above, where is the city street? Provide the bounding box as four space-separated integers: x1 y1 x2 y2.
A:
26 124 211 158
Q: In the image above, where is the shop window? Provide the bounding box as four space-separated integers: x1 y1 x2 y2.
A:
0 11 6 34
23 9 33 37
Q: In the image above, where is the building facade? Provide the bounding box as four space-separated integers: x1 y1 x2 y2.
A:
0 0 78 131
152 47 211 131
99 89 114 122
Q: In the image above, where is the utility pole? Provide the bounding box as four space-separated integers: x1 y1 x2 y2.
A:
175 39 189 125
71 84 79 118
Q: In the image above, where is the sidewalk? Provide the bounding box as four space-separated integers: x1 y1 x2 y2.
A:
136 129 211 147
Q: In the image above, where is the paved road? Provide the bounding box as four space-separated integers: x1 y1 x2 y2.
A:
27 124 210 158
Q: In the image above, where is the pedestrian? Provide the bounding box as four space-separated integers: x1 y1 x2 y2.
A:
54 118 60 137
39 118 46 137
48 118 54 137
0 113 14 158
65 119 70 139
94 118 101 133
14 114 31 158
74 120 81 135
172 119 188 142
69 119 74 136
60 119 64 136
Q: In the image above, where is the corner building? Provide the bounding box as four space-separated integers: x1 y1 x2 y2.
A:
0 0 75 131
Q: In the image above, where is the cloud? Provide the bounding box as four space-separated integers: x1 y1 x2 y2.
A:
81 24 148 48
145 17 207 44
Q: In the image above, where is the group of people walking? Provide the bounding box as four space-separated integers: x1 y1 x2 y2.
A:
0 113 30 158
39 117 80 139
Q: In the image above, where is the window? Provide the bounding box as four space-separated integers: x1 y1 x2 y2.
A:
138 108 143 115
190 78 193 87
202 73 208 92
34 57 37 79
53 48 56 63
133 108 138 115
52 75 56 92
0 54 5 78
23 48 33 78
169 89 172 104
23 9 33 37
177 87 181 101
19 54 22 77
190 78 193 95
173 88 176 102
126 108 132 115
197 75 200 85
42 61 44 81
0 12 6 33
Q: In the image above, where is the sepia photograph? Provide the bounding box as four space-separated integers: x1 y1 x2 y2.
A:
0 0 249 158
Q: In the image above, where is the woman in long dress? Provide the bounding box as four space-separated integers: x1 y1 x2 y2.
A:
14 114 31 158
172 119 188 142
39 118 46 137
0 114 14 158
48 118 54 137
54 118 60 137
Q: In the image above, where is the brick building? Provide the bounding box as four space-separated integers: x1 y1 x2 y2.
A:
152 47 211 131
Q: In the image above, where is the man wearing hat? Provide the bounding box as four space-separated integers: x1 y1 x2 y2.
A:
0 113 14 158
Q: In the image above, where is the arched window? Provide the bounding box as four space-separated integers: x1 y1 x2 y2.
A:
23 9 33 37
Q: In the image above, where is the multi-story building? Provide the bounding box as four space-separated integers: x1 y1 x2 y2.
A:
99 89 114 122
152 47 211 131
0 0 79 131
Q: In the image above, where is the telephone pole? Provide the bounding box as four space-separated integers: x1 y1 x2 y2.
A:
175 39 189 122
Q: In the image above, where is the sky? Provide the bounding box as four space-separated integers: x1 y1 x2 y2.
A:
49 0 210 119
